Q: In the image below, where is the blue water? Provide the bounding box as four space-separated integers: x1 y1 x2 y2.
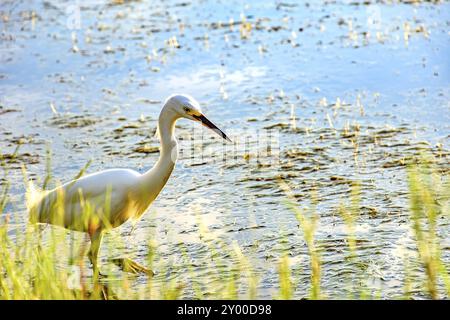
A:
0 0 449 299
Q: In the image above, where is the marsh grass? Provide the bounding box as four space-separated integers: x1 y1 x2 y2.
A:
0 150 448 299
280 181 322 299
407 155 450 299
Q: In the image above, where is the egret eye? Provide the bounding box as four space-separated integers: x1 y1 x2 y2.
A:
183 106 191 113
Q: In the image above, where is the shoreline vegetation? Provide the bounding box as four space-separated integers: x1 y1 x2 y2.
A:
0 148 448 300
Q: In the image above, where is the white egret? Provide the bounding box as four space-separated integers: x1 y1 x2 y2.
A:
27 94 231 275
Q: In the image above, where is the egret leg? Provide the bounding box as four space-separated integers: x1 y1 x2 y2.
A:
30 224 47 254
111 258 154 276
87 230 104 277
92 281 118 300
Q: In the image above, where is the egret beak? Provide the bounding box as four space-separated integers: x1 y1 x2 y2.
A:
193 114 232 142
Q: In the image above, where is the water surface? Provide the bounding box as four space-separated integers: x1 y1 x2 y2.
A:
0 0 449 298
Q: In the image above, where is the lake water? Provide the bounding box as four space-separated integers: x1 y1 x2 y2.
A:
0 0 449 299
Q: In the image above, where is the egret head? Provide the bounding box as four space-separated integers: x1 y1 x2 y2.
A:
165 94 231 142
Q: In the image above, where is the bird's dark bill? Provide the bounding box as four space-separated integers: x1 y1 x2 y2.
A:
193 114 231 142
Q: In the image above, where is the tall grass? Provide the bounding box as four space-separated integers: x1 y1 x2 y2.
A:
280 181 321 299
407 155 450 299
0 151 448 299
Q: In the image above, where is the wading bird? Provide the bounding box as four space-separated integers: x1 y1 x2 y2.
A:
27 94 231 275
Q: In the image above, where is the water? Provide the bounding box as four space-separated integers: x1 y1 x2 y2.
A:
0 0 449 299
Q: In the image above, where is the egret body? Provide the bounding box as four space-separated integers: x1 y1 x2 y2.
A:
28 94 230 275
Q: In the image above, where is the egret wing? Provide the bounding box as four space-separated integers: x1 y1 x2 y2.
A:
32 169 140 231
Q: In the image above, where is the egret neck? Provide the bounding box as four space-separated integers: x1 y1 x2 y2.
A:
140 107 179 204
